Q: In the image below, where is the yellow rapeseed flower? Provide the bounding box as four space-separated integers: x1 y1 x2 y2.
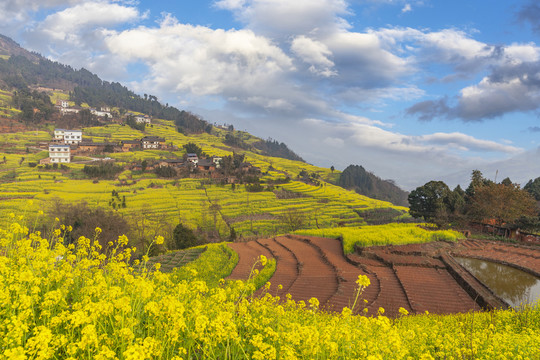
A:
155 235 164 245
356 274 371 288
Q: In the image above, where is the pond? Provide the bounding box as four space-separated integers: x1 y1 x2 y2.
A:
455 257 540 308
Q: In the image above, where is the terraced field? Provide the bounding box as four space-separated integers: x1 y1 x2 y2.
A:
228 236 540 318
146 247 207 273
0 121 407 242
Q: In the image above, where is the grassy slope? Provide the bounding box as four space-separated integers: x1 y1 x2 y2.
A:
0 120 407 243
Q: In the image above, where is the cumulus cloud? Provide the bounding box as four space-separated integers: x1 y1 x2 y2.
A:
290 36 336 77
418 132 522 153
516 0 540 34
34 1 141 41
0 0 81 35
216 0 351 39
20 1 144 77
6 0 536 189
103 14 296 111
406 42 540 121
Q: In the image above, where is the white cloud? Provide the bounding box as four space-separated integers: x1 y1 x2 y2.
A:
35 1 141 42
6 0 536 190
457 75 540 119
0 0 81 35
419 132 522 153
104 15 294 101
214 0 247 10
290 35 336 77
223 0 351 38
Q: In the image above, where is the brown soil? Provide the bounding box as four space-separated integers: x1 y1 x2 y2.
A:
228 236 540 318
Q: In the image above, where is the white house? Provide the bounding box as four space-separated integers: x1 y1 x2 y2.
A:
48 144 71 163
54 129 82 144
90 108 112 118
56 100 69 108
211 156 222 168
54 128 66 141
186 153 199 164
141 136 165 149
60 106 82 115
136 115 151 124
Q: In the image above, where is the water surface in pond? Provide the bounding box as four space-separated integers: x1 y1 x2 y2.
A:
456 257 540 308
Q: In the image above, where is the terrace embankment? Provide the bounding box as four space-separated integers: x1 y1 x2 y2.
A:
228 236 540 318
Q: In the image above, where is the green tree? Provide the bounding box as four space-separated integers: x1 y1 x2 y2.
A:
183 142 204 157
524 177 540 201
467 182 537 226
465 170 491 199
446 185 466 218
408 180 451 225
172 223 200 250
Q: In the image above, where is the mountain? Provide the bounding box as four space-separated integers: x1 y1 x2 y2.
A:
0 34 405 205
338 165 409 206
0 35 39 63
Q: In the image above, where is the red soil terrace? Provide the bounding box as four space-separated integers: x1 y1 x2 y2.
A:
228 236 540 318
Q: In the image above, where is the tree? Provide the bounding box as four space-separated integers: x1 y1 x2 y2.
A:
278 208 307 232
408 181 451 225
467 182 537 226
330 165 335 173
446 185 466 222
524 177 540 201
48 200 129 250
172 223 199 250
182 142 204 157
465 170 491 199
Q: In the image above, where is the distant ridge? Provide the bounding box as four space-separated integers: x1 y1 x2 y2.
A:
0 34 40 62
338 165 409 207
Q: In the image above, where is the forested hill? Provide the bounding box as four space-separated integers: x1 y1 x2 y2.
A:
338 165 409 207
0 35 210 133
0 33 308 165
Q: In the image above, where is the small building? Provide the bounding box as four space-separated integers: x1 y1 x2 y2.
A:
211 156 222 168
135 115 151 124
48 144 71 163
60 106 82 115
197 159 216 172
53 129 82 144
54 128 66 141
63 130 83 144
186 153 199 164
55 100 69 108
90 108 112 118
121 140 141 152
141 136 165 149
77 142 116 153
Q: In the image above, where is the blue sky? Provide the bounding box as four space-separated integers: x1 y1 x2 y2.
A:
2 0 540 190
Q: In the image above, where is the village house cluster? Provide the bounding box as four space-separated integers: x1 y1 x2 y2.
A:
55 100 152 124
42 128 166 164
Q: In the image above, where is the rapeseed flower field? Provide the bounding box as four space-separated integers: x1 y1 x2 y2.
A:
295 223 463 253
1 216 539 359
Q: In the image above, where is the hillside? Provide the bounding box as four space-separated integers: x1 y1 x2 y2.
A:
0 34 410 254
0 120 408 250
338 164 409 207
